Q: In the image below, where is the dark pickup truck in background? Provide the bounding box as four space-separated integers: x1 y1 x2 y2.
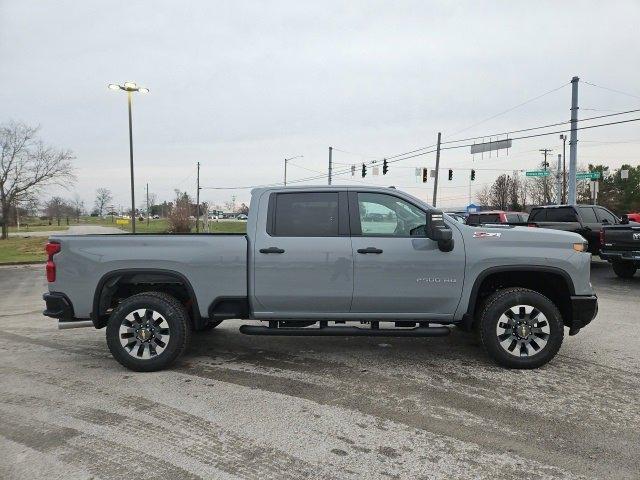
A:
527 205 622 254
600 221 640 278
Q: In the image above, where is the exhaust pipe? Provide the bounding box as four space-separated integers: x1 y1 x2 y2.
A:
58 320 94 330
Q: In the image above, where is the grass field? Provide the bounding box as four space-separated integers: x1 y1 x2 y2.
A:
0 237 47 263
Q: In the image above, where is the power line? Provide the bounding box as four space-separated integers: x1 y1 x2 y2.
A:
583 81 640 101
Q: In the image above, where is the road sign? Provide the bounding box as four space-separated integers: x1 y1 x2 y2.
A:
525 171 550 177
116 218 130 225
470 139 512 155
576 172 601 180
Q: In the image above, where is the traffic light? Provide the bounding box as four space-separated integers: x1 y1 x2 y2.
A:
350 165 356 176
422 168 428 183
470 169 476 181
448 169 453 181
361 163 367 178
382 159 388 175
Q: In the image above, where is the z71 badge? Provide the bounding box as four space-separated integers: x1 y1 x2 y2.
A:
473 231 502 238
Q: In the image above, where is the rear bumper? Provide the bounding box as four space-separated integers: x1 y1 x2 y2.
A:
568 295 598 335
600 249 640 263
43 292 74 320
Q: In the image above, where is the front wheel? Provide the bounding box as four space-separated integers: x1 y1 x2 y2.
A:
612 262 637 278
479 288 564 369
106 292 191 372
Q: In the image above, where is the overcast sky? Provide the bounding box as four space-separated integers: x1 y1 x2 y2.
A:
2 0 639 210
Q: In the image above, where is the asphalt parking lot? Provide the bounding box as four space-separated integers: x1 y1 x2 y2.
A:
1 260 638 479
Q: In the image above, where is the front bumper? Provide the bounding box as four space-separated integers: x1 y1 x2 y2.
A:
568 295 598 335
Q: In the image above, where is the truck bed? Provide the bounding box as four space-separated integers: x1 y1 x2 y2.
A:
48 233 248 319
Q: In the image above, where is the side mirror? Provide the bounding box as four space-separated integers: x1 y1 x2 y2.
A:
425 210 454 252
621 214 629 225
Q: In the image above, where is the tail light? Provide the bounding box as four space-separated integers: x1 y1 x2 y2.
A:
599 228 605 247
45 241 61 282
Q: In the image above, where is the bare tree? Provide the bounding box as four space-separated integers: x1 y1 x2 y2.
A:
45 196 70 226
70 193 84 222
0 121 75 239
489 174 512 210
475 184 492 206
94 188 113 217
167 190 193 233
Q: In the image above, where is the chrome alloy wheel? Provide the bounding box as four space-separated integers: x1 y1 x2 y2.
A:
496 305 550 357
119 309 170 359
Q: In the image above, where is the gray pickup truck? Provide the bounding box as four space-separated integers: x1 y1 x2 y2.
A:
44 186 597 371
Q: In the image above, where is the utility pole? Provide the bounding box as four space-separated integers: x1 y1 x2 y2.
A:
146 183 149 227
196 162 200 233
556 154 562 205
284 158 288 186
539 148 552 170
328 146 333 185
568 76 579 204
432 132 442 207
560 134 567 203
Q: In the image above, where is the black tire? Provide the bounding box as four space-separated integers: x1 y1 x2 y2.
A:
479 287 564 369
106 292 191 372
612 262 637 278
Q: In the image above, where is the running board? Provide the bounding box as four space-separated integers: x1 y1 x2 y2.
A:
239 325 450 337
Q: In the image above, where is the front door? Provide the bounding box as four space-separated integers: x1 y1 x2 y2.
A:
252 191 353 317
349 191 464 318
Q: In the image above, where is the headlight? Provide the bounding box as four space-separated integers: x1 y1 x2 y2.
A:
572 242 588 252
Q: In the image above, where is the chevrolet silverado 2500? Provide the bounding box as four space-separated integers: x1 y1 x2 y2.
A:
43 186 598 371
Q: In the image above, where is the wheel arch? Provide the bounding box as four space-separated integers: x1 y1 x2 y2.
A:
92 268 202 329
463 266 576 330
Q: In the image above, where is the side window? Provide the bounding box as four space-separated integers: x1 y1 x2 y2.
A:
505 213 520 223
595 207 617 224
273 192 339 236
528 209 545 221
546 207 578 222
578 206 598 223
356 193 425 237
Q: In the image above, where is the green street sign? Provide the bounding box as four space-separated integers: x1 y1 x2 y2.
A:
525 171 550 177
576 172 601 180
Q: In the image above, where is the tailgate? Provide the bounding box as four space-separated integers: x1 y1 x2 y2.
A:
602 226 640 251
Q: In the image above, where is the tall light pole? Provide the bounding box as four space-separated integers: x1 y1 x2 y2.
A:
283 155 303 186
560 134 567 204
108 81 149 233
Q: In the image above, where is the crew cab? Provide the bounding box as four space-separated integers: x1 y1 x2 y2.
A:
527 204 621 254
43 186 598 371
600 219 640 278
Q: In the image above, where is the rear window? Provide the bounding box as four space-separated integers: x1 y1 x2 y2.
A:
467 214 480 225
505 213 520 223
529 209 545 221
273 192 339 236
578 206 598 223
480 213 501 223
595 207 617 224
546 207 578 222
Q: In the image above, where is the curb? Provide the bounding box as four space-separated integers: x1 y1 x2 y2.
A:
0 261 45 267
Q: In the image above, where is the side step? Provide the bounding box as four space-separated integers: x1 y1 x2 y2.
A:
239 324 450 337
58 320 94 330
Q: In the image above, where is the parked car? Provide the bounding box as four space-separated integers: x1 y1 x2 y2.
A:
625 213 640 223
527 205 621 254
466 210 529 226
236 214 248 221
599 220 640 277
44 186 597 372
152 215 160 220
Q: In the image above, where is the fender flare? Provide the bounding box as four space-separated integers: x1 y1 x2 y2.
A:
92 268 202 328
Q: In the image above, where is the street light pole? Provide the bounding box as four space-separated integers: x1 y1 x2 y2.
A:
283 155 303 186
108 81 149 234
127 91 136 233
560 134 567 204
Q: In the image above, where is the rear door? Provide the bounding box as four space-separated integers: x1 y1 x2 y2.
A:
252 191 353 316
349 191 464 317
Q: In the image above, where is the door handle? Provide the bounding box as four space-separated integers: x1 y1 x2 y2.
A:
357 247 383 254
259 247 285 254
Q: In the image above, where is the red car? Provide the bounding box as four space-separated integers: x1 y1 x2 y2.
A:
625 213 640 222
466 210 529 226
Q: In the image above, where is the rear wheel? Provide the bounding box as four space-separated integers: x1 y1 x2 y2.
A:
612 262 637 278
106 292 190 372
479 288 564 369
